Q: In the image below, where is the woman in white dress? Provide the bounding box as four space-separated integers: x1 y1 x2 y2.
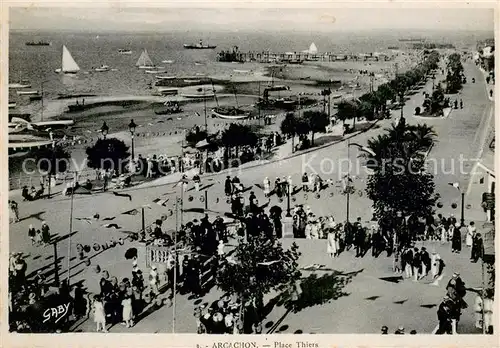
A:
263 177 271 197
327 229 337 258
310 219 319 239
430 251 441 279
440 224 447 243
122 296 133 327
93 295 107 332
304 221 313 239
466 222 475 248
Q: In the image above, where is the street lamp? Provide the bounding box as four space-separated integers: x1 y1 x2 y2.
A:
128 119 137 160
101 121 109 139
40 80 49 122
449 182 465 226
286 181 292 217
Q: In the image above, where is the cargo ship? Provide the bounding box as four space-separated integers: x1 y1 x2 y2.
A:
25 41 51 46
184 40 216 49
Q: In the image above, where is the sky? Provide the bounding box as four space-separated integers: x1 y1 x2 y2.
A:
9 6 494 33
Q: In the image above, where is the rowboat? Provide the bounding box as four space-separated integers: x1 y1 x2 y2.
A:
181 93 214 99
184 79 201 83
156 75 177 80
157 87 178 96
9 82 31 89
162 60 174 64
212 107 251 120
17 90 39 96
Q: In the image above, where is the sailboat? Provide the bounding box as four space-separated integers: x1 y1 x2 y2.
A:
136 49 155 69
211 81 251 120
55 45 81 74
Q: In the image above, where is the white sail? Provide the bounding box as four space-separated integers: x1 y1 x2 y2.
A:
62 45 80 73
136 49 154 67
308 43 318 54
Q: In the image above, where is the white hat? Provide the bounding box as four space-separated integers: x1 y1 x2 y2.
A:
152 265 157 270
132 260 138 266
455 222 461 228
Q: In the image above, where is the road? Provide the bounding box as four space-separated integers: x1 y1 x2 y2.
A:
8 57 493 333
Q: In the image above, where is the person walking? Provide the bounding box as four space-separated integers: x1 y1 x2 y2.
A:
224 176 232 196
28 224 36 245
302 173 309 192
41 221 51 245
419 247 431 279
327 229 337 258
93 295 108 332
451 223 462 253
412 247 421 282
122 296 134 328
471 233 483 263
149 266 159 296
193 174 201 192
402 247 413 279
9 200 20 223
466 222 475 248
263 177 271 197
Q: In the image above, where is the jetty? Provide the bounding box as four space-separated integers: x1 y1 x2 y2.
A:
217 49 395 63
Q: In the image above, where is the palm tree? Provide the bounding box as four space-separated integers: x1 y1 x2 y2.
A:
361 123 436 168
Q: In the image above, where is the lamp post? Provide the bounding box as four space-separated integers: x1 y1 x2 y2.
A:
286 181 292 217
128 119 137 160
41 80 49 122
101 121 109 140
449 182 465 226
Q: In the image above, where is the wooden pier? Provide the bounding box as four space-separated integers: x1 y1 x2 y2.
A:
217 49 395 63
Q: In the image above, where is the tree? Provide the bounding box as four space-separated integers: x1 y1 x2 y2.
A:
86 138 130 172
35 145 71 176
221 124 258 158
281 112 300 152
336 100 360 127
364 122 439 245
216 234 301 320
302 110 329 146
446 53 463 93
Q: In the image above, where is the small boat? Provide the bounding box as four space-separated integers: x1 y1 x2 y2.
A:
95 65 110 72
55 45 81 74
29 95 42 101
184 79 201 83
184 40 216 49
181 93 215 99
8 103 16 109
25 41 51 46
157 87 178 96
118 49 132 54
212 107 250 120
194 62 204 66
162 60 174 64
136 49 156 69
156 75 177 80
233 69 250 73
145 68 166 74
16 90 39 96
9 82 31 89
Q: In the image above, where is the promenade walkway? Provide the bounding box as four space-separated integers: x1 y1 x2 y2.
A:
8 54 493 334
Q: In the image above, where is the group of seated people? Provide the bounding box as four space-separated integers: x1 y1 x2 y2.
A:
21 185 44 201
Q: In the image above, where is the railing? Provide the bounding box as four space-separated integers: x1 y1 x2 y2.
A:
9 168 97 191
